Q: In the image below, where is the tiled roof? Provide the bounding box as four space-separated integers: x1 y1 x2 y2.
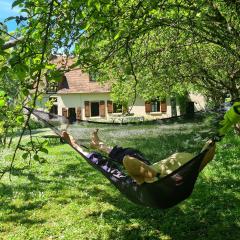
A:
51 55 111 94
58 68 111 94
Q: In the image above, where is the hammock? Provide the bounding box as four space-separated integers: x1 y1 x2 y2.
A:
28 102 240 209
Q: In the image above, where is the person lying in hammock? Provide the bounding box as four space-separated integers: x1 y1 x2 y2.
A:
61 129 216 185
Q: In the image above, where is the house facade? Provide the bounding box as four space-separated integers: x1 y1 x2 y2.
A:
39 57 206 122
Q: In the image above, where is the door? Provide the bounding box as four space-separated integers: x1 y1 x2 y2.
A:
170 98 177 117
91 102 99 117
68 108 76 123
49 105 58 119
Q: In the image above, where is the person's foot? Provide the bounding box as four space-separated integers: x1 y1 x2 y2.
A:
90 129 103 148
61 131 77 145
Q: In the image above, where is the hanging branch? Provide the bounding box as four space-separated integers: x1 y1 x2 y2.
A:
0 0 55 180
125 38 138 114
1 37 24 50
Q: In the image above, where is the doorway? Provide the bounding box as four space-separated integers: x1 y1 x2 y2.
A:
49 105 58 118
68 108 76 123
91 102 99 117
170 98 177 117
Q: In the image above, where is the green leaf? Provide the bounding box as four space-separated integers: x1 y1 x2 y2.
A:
33 154 39 161
39 157 47 163
0 91 5 97
40 148 48 154
4 16 16 22
88 0 93 7
20 8 30 14
22 152 29 159
12 0 24 8
114 31 122 40
95 2 101 11
0 99 5 107
83 22 91 31
42 140 49 147
16 115 24 123
22 89 29 96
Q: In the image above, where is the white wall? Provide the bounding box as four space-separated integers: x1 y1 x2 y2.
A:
57 93 111 120
129 97 146 116
189 93 206 111
54 93 206 121
130 97 172 119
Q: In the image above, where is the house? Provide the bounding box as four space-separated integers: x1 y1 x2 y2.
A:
39 56 206 122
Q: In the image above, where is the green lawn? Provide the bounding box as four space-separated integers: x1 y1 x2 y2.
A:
0 121 239 240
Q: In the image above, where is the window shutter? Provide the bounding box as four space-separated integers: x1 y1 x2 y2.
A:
62 108 68 118
99 101 105 117
107 100 113 113
76 107 81 120
85 101 90 117
161 100 167 113
145 102 152 113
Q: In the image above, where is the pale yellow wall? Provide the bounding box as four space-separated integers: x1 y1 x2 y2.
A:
47 92 207 121
129 97 146 116
130 97 172 119
189 93 206 111
57 94 178 120
58 93 111 120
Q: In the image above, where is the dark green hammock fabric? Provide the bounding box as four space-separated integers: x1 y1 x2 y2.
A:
77 148 209 209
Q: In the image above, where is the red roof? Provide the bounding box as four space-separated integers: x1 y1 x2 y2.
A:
50 55 111 94
58 68 111 94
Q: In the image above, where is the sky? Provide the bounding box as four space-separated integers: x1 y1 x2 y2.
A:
0 0 19 32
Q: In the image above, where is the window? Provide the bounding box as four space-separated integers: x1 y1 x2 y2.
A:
49 105 58 115
113 103 123 113
145 100 162 113
46 78 59 93
151 101 160 112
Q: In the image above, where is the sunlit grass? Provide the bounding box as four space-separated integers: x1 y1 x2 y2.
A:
0 120 239 240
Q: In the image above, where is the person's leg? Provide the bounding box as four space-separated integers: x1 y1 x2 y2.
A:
61 130 128 181
90 129 151 165
122 156 158 185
